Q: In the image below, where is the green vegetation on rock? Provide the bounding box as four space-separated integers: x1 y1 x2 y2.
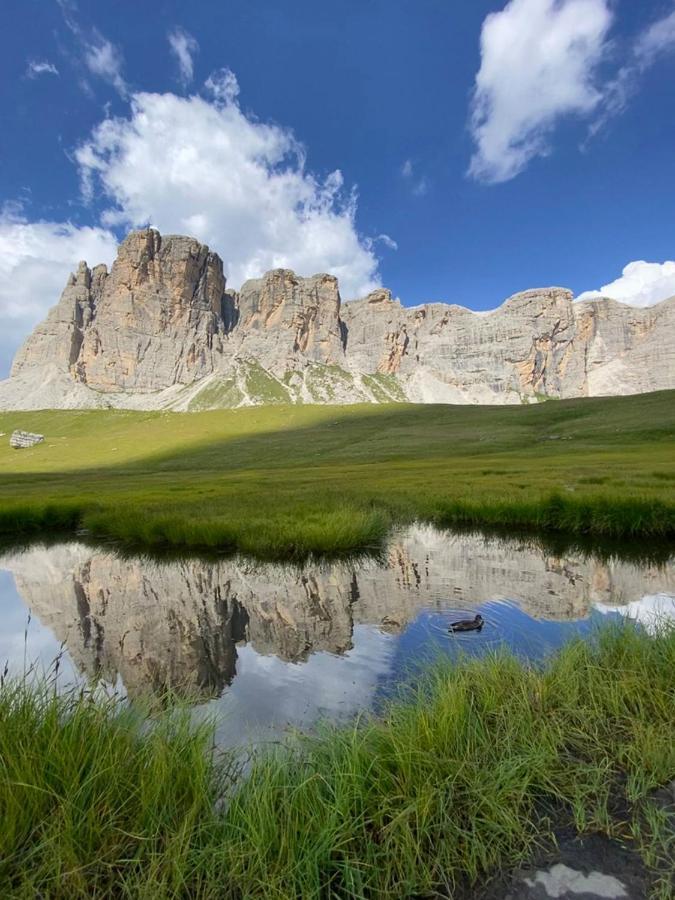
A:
1 624 673 898
305 362 355 402
362 371 406 402
0 390 673 556
241 360 291 404
188 377 244 411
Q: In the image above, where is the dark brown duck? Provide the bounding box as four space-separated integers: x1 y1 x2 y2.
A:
449 614 484 633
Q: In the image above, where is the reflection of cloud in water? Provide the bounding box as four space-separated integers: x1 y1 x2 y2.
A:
0 570 82 684
595 593 675 634
209 625 396 748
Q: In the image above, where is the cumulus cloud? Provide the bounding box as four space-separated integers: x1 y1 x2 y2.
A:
469 2 675 183
469 0 612 184
577 260 675 308
204 67 240 105
401 159 429 196
0 205 117 376
168 27 199 87
26 60 59 79
75 75 382 297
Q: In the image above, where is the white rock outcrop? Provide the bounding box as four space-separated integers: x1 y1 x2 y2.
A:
1 228 673 410
9 430 44 448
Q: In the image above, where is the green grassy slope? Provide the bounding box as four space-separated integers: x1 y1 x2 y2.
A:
0 390 673 555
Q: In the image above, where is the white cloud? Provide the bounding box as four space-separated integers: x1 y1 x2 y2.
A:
590 8 675 138
412 178 429 197
84 34 128 97
375 233 398 251
57 0 128 97
204 67 240 105
75 77 382 297
26 60 59 79
577 260 675 308
0 206 117 376
634 9 675 64
400 158 429 196
469 0 613 183
168 27 199 87
470 2 675 182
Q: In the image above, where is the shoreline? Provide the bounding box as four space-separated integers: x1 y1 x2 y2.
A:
0 492 673 561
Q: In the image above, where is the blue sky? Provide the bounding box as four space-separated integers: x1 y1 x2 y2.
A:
1 0 675 375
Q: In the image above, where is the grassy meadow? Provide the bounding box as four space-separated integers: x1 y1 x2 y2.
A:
1 624 673 898
0 390 674 556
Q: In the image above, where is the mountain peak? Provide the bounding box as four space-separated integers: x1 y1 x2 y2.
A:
1 228 673 410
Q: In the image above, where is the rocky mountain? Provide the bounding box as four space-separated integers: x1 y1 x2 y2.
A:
1 228 673 410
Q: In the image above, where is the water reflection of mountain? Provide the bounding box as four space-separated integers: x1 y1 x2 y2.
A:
3 526 673 701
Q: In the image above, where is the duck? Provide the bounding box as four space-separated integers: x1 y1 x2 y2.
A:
449 614 484 633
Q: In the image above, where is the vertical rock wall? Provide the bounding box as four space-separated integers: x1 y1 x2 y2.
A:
2 227 674 409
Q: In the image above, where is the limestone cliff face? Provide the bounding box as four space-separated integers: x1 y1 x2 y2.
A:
75 230 228 392
3 527 673 701
340 287 582 403
340 287 675 403
2 228 673 410
11 261 108 376
234 270 345 373
573 298 673 397
12 230 228 395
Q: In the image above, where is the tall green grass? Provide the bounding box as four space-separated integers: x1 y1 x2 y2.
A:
1 624 673 898
0 491 670 560
434 493 675 541
0 684 221 898
0 392 673 556
81 503 391 557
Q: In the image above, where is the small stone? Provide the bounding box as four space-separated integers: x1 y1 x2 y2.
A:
524 863 628 898
10 430 44 449
499 832 648 900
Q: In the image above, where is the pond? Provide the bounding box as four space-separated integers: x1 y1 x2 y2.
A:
1 525 673 748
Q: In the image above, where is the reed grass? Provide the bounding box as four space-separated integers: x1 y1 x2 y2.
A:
0 624 673 898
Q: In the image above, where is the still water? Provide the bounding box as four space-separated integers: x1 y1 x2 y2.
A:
1 526 673 748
